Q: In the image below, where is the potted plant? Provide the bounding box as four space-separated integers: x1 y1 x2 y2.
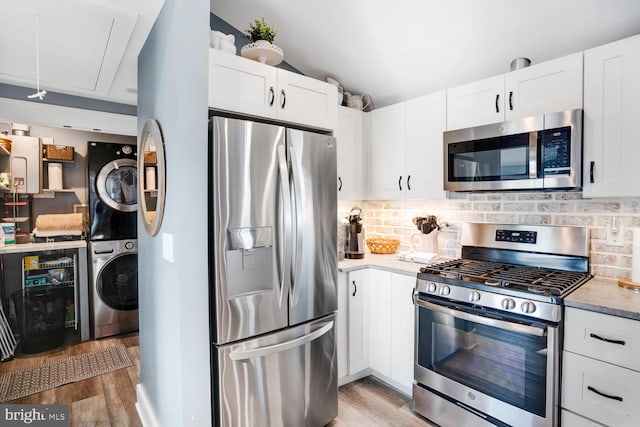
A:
240 18 283 65
245 18 277 44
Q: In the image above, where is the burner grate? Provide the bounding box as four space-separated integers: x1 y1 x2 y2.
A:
421 259 591 297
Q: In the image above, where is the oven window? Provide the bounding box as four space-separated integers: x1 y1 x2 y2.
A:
417 305 547 417
448 133 530 182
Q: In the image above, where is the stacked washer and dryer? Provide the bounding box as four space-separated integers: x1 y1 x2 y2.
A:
87 142 138 339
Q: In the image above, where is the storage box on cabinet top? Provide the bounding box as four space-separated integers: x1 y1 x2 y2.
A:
43 144 74 161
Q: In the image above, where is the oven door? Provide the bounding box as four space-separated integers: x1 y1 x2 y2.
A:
414 296 558 427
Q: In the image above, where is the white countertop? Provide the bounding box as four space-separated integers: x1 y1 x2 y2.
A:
565 277 640 321
338 253 436 276
0 240 87 254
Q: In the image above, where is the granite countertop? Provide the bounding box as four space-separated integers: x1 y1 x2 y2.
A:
565 277 640 321
338 253 431 276
0 240 87 254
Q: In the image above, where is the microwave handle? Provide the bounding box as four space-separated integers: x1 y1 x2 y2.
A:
414 298 547 337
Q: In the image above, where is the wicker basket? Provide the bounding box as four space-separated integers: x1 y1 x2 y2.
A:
43 144 74 161
366 238 400 254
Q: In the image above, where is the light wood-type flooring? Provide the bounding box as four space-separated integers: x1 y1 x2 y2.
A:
0 333 434 426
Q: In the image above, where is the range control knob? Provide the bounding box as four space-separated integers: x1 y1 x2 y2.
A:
468 291 481 302
501 298 516 310
439 285 451 296
426 282 437 293
521 301 537 314
125 241 134 250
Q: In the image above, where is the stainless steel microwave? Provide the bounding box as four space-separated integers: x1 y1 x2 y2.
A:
444 109 583 192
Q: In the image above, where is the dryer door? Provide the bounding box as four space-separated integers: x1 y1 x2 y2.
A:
96 158 138 212
97 253 138 311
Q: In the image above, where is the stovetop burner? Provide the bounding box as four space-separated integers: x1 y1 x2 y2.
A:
420 258 590 299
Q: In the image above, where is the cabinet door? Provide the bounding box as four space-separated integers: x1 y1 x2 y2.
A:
276 69 337 130
209 49 277 119
404 91 447 200
348 269 369 375
390 273 416 396
337 272 349 380
505 52 583 121
368 103 405 200
582 35 640 198
336 107 363 200
446 74 504 130
368 269 391 377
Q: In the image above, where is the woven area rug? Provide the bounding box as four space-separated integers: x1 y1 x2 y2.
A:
0 344 133 403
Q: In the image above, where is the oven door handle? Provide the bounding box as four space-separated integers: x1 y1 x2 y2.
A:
415 298 547 337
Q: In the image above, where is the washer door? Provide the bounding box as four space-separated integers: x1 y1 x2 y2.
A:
97 253 138 311
96 158 138 212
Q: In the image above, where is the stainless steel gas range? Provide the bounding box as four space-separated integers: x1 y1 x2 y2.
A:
412 223 592 427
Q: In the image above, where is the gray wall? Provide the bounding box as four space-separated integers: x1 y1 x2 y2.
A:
137 0 211 425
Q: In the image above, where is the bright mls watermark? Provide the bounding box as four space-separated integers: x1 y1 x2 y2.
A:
0 405 69 426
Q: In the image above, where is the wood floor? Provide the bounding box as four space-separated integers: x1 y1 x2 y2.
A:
0 332 141 427
0 333 433 426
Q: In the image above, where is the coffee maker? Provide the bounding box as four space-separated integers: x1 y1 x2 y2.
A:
345 207 365 259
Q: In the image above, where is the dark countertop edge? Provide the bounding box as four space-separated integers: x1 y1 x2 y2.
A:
564 298 640 321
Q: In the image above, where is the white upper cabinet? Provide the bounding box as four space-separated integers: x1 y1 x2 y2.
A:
582 35 640 198
336 107 364 200
404 91 447 200
446 75 504 130
368 92 447 200
447 52 583 130
368 103 406 199
209 50 337 130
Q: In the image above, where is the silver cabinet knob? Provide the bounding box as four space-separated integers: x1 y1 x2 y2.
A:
501 298 516 310
468 291 481 302
521 301 537 314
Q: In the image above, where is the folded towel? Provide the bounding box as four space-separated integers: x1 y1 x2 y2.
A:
33 228 83 237
396 251 438 264
35 213 84 232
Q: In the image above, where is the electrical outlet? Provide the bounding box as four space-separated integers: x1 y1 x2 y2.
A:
606 225 625 247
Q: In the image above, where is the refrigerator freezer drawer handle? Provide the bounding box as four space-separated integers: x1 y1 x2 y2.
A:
277 144 293 307
229 321 334 361
288 144 304 307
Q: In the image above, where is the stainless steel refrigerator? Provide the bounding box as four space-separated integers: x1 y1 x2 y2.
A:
209 116 338 427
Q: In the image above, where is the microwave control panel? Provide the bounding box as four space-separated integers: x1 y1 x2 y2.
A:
540 126 571 176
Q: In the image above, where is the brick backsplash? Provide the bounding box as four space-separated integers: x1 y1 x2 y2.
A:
339 193 640 280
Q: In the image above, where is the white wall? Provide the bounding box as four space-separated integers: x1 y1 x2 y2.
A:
136 0 211 425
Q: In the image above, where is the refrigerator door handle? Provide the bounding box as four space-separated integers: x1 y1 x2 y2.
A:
288 144 304 307
277 144 293 307
229 320 334 361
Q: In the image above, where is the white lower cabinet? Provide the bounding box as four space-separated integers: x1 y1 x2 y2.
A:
368 269 392 377
347 269 369 376
389 273 416 395
562 307 640 426
339 267 417 395
561 409 604 427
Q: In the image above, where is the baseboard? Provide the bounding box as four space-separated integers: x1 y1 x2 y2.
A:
136 383 160 427
338 368 371 387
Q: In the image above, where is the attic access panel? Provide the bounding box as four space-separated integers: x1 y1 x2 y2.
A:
0 0 137 95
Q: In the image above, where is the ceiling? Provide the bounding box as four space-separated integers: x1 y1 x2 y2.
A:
0 0 165 106
212 0 640 108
